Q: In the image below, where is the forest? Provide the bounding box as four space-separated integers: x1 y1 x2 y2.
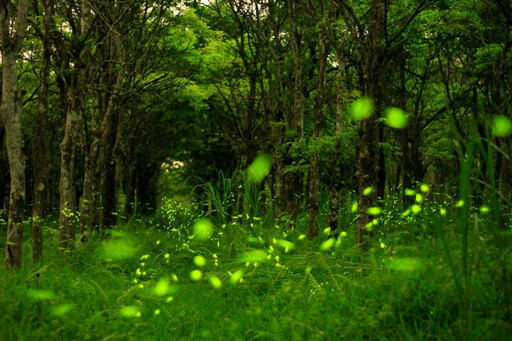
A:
0 0 511 339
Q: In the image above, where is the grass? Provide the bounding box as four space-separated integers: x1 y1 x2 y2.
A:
1 188 511 340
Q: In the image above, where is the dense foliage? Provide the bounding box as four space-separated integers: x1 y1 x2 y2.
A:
0 0 511 339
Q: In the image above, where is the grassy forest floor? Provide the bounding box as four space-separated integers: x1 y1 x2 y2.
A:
1 193 511 340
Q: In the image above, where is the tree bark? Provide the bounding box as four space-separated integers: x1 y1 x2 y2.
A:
1 0 30 269
100 63 125 231
355 0 386 248
282 1 304 220
58 85 81 249
308 32 327 239
328 52 346 234
32 0 53 261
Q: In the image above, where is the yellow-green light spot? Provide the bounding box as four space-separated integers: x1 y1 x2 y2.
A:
440 207 447 216
209 276 222 289
386 257 422 272
247 154 272 183
415 194 423 203
190 270 202 281
480 206 490 214
275 240 295 252
120 306 140 318
367 207 382 216
349 97 374 121
411 204 421 214
229 269 244 285
52 304 73 317
153 278 171 297
362 187 373 196
351 201 358 213
319 238 335 251
492 115 512 137
193 255 206 267
384 107 408 129
154 309 161 315
193 218 214 241
455 200 464 208
405 189 416 196
100 238 137 261
238 250 268 263
420 184 430 193
27 289 55 300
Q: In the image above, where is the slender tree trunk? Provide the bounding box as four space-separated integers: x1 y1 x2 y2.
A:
32 0 53 261
59 85 80 249
100 65 124 231
2 59 25 268
122 160 135 217
1 0 30 269
308 32 327 239
80 132 99 241
328 53 346 234
377 125 386 198
356 0 386 248
283 3 304 220
0 129 8 218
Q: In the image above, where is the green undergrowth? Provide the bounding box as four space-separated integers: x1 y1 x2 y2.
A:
1 206 511 340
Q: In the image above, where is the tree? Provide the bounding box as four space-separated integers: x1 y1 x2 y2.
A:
31 0 53 261
1 0 30 268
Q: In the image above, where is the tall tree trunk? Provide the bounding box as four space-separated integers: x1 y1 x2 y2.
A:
60 0 91 244
1 0 30 269
283 2 304 220
32 0 53 261
377 125 386 198
100 65 124 231
122 157 135 217
328 52 346 234
308 32 327 239
0 129 9 220
80 132 99 241
59 85 80 249
355 0 386 248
